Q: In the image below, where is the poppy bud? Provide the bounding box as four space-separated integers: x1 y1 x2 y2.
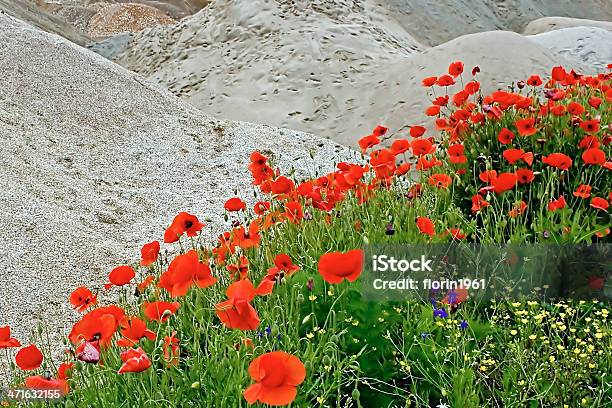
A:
385 223 395 236
517 81 525 89
302 313 312 325
307 278 314 291
363 235 369 244
304 360 313 373
351 388 361 402
297 293 304 303
322 356 331 366
329 335 339 343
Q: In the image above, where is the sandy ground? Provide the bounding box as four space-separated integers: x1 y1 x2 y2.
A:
524 16 612 34
528 26 612 73
0 13 355 383
380 0 612 45
114 0 600 148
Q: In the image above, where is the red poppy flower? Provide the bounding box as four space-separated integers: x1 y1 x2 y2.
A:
137 275 155 291
164 212 205 243
550 104 566 116
437 74 455 86
448 61 464 77
163 331 180 366
452 90 469 107
358 134 380 152
503 149 525 164
551 66 567 81
422 76 437 87
158 250 216 297
396 162 411 175
318 249 364 284
588 96 602 109
104 265 135 290
140 241 160 267
582 148 606 165
118 347 151 374
233 221 262 249
0 326 21 349
590 197 609 212
526 75 542 86
273 254 300 275
284 201 304 223
479 170 497 184
25 376 69 395
492 172 518 194
391 139 410 155
16 344 43 371
447 144 467 164
410 126 426 138
116 316 156 348
515 118 537 136
68 305 124 347
574 184 592 199
471 194 489 213
464 80 480 95
425 105 441 116
215 279 260 330
508 201 527 217
548 196 566 211
69 286 97 312
143 301 180 322
516 168 534 184
224 197 247 212
243 351 306 406
578 136 600 150
471 66 480 75
498 128 515 145
411 139 435 156
567 102 584 116
542 153 572 171
254 201 271 215
580 119 600 133
271 176 296 196
428 173 452 188
372 125 388 136
416 216 435 237
446 228 466 240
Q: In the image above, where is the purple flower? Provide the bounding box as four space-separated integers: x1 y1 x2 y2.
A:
434 308 448 319
265 326 272 335
459 320 469 330
421 332 430 340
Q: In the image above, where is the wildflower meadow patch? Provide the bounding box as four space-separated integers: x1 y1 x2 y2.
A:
2 63 611 407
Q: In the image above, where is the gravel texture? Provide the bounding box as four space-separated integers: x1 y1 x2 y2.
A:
0 12 355 383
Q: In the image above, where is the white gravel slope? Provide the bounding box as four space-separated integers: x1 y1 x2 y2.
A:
0 12 354 382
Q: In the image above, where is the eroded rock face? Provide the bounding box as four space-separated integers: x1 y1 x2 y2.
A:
0 12 354 382
88 3 176 38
